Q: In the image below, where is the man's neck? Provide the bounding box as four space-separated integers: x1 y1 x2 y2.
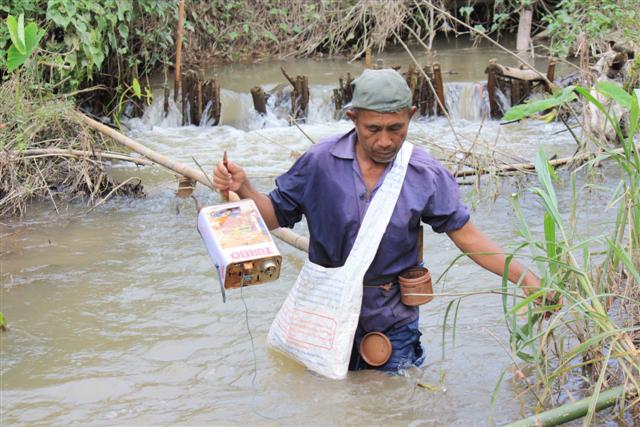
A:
354 141 387 193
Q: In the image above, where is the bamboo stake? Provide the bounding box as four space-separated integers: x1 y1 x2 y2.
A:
78 111 310 253
503 385 627 427
174 0 185 102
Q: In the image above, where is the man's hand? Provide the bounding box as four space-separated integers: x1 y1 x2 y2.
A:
213 159 247 194
447 222 562 318
526 284 562 319
212 158 281 230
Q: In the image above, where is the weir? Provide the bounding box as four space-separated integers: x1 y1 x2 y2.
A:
132 80 503 131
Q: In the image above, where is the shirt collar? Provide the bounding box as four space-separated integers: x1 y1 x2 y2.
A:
329 129 358 160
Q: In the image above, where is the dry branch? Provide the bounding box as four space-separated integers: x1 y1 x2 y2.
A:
485 62 546 82
453 147 630 178
9 148 152 166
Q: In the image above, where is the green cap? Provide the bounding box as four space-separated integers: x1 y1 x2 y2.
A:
351 69 412 112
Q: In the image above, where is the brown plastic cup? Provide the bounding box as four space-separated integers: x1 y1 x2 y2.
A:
398 266 433 306
359 332 392 367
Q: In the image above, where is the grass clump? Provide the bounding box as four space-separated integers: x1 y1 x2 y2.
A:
0 73 144 217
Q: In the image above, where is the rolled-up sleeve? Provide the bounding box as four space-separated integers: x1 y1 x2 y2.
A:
268 153 311 228
421 166 470 233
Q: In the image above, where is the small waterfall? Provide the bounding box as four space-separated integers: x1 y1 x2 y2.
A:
306 85 337 124
124 95 182 130
248 84 337 128
495 87 512 117
445 82 490 121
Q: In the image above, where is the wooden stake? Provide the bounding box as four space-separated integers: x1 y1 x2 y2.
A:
250 86 268 115
163 84 170 116
520 64 531 98
364 48 372 69
196 71 204 124
511 78 521 106
174 0 185 102
546 57 557 93
433 63 446 116
486 59 499 119
281 67 309 122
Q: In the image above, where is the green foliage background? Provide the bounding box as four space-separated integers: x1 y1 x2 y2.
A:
1 0 638 115
1 0 176 96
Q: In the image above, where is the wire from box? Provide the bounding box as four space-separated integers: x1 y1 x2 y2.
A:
239 277 281 421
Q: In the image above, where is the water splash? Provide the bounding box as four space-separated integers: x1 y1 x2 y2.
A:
128 81 513 132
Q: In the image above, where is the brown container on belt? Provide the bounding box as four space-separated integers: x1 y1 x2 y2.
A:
398 266 433 306
359 332 392 367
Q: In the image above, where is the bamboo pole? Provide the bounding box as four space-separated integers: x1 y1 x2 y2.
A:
503 385 626 427
78 111 310 253
174 0 185 102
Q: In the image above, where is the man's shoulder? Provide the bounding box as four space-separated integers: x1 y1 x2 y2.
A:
407 143 450 177
303 130 352 159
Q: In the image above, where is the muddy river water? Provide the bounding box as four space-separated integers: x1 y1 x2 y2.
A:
0 39 622 425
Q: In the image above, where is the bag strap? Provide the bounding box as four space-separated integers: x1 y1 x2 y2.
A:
341 142 413 280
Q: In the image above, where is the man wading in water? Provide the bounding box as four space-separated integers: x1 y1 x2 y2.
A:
214 69 556 373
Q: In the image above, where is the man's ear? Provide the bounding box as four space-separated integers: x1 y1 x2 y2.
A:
407 106 417 120
346 109 357 123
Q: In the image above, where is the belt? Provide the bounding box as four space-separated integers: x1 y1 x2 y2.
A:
363 281 396 291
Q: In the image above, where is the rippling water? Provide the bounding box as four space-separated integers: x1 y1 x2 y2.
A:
0 40 620 426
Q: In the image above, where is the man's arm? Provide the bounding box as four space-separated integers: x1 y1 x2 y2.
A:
213 160 281 230
446 221 540 293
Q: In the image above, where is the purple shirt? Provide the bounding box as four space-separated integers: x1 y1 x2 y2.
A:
269 129 469 332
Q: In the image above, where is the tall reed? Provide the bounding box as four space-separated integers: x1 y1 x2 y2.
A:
501 83 639 422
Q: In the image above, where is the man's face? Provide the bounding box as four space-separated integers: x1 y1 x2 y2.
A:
347 107 416 164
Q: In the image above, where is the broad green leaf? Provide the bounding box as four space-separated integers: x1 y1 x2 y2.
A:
23 22 43 55
132 78 141 98
17 14 25 52
118 23 129 40
47 8 71 27
7 44 27 72
502 86 576 122
597 80 632 109
7 15 26 54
